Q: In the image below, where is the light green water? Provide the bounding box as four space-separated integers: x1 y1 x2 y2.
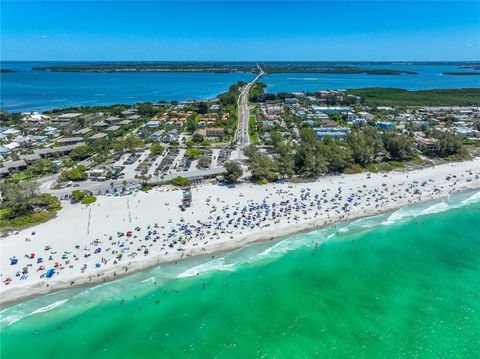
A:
1 192 479 358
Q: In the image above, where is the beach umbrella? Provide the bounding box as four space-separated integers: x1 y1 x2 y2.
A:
10 258 18 265
46 269 55 278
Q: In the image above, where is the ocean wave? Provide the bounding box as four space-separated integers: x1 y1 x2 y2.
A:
27 299 69 316
421 202 450 215
462 190 480 205
177 257 235 278
382 190 480 226
3 299 70 327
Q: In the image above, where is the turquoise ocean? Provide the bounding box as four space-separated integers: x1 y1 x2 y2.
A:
1 62 479 112
1 189 479 358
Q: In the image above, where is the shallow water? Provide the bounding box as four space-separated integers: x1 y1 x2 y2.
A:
1 190 479 358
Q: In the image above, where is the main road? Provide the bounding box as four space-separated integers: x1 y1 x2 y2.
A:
234 65 264 160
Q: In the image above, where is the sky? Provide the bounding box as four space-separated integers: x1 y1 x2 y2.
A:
1 1 479 61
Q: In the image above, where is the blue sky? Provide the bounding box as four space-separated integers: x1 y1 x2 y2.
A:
1 1 479 61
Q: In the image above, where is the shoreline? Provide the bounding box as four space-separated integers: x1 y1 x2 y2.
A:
2 175 479 308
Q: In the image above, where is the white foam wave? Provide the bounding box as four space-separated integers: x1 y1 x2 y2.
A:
27 299 68 316
462 190 480 205
3 299 70 326
421 202 450 215
177 258 234 278
141 277 156 283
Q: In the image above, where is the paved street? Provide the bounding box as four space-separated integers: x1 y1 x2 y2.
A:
234 65 264 160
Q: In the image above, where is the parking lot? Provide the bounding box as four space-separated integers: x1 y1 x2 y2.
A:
101 146 228 183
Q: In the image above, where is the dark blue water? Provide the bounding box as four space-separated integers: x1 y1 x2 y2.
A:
1 62 479 112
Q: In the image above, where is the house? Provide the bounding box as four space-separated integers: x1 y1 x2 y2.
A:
357 112 375 121
54 113 82 122
73 128 93 136
320 119 339 128
121 109 137 116
20 153 41 164
194 127 224 139
0 146 11 155
352 118 367 126
118 120 132 126
56 137 84 146
128 115 141 121
150 130 166 142
1 159 27 173
43 126 60 137
455 127 478 138
34 143 84 158
313 127 350 141
105 116 121 124
92 121 109 130
2 128 21 138
22 112 50 123
88 133 108 142
312 106 351 114
4 142 20 151
30 135 49 144
145 121 160 128
12 135 33 145
264 114 278 121
285 98 298 105
105 125 120 133
415 136 438 151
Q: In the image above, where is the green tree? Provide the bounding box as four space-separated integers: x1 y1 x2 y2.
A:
196 156 212 169
136 103 156 117
223 161 243 183
171 176 192 186
197 102 208 114
0 181 39 218
185 117 198 133
70 145 93 161
383 133 415 161
275 143 295 178
63 166 87 181
436 132 464 157
185 148 204 159
71 190 85 202
192 133 203 143
150 143 165 156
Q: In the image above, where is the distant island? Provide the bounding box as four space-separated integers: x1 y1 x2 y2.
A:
32 63 256 73
442 71 480 76
0 69 19 73
32 63 418 75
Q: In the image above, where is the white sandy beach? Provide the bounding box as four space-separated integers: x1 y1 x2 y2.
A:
1 159 479 306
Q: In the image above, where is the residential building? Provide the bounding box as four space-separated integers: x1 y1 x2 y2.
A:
56 137 84 146
54 113 82 122
88 133 108 142
313 127 350 141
